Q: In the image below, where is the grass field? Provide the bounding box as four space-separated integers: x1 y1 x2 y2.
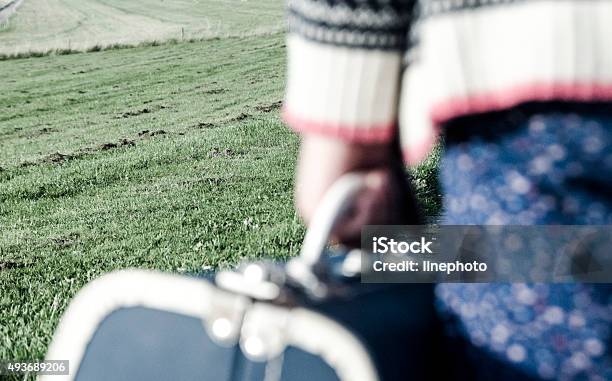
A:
0 33 304 362
0 0 441 371
0 0 284 55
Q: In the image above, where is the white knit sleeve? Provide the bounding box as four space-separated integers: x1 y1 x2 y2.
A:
283 0 416 143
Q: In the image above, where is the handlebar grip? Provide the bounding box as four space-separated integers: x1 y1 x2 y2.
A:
287 173 369 297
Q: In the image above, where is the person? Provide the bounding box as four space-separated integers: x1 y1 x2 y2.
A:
282 0 612 380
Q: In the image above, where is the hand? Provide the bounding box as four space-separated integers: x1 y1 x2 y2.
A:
295 134 422 245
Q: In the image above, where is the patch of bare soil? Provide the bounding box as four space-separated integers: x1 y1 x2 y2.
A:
229 113 249 122
0 260 28 271
118 105 167 119
138 129 166 138
19 126 57 139
194 121 217 129
51 233 80 248
190 112 253 131
119 108 151 118
17 126 170 168
43 152 75 164
203 88 227 95
254 100 282 113
98 138 136 151
208 147 238 158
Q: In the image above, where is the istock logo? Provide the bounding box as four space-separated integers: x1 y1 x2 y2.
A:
372 236 434 254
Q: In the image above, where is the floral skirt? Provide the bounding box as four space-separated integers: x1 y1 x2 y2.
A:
436 104 612 381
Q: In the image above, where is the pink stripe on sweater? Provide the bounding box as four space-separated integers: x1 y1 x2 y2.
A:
431 82 612 125
282 107 397 143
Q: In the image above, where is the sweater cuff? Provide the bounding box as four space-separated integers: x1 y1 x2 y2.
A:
283 35 402 144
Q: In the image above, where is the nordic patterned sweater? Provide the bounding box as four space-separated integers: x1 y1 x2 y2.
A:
282 0 612 164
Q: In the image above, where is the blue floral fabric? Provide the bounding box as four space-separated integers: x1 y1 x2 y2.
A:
436 110 612 381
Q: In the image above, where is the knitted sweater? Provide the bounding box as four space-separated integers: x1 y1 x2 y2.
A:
282 0 612 164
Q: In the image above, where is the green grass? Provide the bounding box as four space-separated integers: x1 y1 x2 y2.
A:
0 32 305 363
410 143 442 219
0 0 284 55
0 33 441 368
